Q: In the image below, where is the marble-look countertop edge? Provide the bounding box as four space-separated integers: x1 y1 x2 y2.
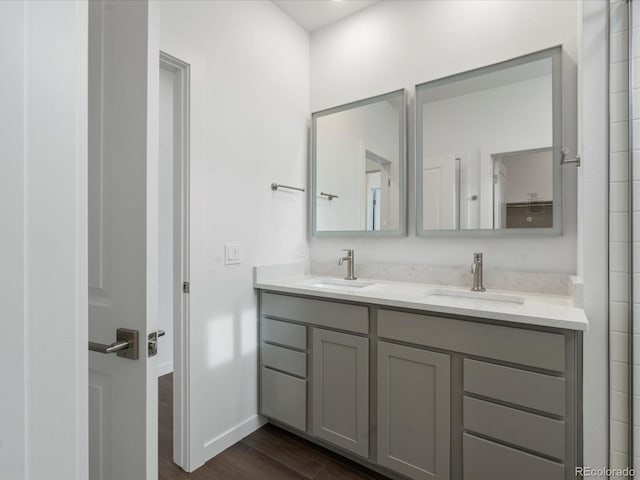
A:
254 275 589 332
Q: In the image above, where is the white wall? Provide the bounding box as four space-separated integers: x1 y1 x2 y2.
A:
423 75 552 159
1 5 27 474
629 3 640 469
310 0 578 274
608 0 630 467
0 1 88 478
156 0 309 470
581 0 608 472
158 66 174 376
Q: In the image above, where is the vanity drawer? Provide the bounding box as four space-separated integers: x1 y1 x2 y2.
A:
463 396 565 459
261 342 306 378
262 292 368 334
463 433 564 480
378 309 565 372
262 318 307 350
261 367 306 431
464 359 565 416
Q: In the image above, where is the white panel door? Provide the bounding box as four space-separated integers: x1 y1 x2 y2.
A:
423 155 459 230
493 160 507 229
479 149 495 229
0 1 89 478
88 1 158 479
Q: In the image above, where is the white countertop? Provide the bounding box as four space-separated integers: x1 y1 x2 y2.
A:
254 274 588 331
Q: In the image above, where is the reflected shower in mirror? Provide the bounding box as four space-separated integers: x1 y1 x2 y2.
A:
493 148 553 229
417 47 561 235
312 89 407 236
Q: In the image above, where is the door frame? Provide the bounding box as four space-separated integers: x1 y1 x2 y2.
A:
159 51 191 472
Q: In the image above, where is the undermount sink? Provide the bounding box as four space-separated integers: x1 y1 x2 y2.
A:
424 288 525 305
304 278 375 289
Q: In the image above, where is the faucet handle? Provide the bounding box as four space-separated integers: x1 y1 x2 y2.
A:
342 249 354 256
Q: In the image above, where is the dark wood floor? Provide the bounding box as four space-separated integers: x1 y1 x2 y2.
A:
159 373 389 480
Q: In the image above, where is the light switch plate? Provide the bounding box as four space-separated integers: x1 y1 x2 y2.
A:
225 244 241 265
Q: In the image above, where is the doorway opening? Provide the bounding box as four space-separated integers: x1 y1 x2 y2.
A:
491 147 553 229
158 51 191 473
364 149 391 231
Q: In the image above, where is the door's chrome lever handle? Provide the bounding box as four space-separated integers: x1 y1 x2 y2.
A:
158 329 166 337
88 328 139 360
89 340 130 354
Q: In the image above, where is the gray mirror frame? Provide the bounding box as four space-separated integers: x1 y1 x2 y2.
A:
415 46 563 237
310 89 408 238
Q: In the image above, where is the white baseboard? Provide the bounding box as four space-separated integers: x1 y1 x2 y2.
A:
158 361 174 377
193 415 267 471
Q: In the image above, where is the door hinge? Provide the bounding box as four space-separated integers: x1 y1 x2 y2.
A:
493 174 498 184
183 281 190 294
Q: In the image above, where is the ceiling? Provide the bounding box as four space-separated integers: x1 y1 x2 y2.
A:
273 0 379 32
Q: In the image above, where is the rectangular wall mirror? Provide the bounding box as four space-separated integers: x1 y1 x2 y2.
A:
311 89 407 237
416 47 563 236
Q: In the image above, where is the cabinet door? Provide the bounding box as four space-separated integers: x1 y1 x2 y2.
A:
261 367 306 431
377 342 450 480
312 329 369 457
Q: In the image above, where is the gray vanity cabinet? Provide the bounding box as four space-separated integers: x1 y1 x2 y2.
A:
259 292 370 455
257 291 581 480
377 342 450 480
260 318 307 431
312 328 369 458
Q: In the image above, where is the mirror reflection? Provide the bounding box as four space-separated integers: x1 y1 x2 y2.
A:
312 90 406 236
417 48 560 233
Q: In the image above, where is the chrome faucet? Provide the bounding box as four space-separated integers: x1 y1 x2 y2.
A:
338 249 357 280
470 253 485 292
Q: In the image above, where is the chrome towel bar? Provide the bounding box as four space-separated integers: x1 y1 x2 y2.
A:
320 192 339 200
271 183 305 192
560 147 581 167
